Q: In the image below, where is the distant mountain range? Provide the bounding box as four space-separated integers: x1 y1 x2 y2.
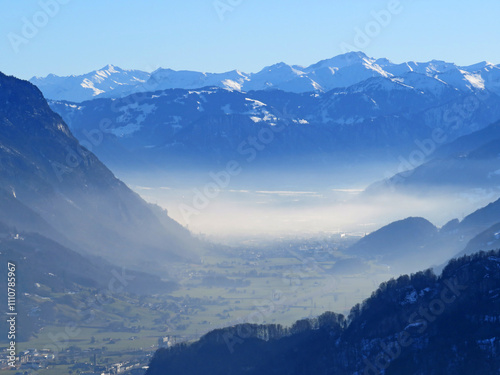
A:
30 52 500 102
145 250 500 375
0 72 201 273
45 60 500 177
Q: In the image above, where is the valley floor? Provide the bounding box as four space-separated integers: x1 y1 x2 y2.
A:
6 236 394 374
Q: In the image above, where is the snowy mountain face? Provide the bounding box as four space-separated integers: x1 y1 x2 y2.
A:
146 68 249 92
31 52 500 102
30 65 151 102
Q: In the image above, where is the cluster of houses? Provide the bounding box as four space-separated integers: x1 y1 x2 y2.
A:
0 345 153 374
0 348 54 371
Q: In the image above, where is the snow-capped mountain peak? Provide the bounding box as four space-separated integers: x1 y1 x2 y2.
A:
461 61 496 73
305 51 373 72
30 53 500 102
29 64 151 102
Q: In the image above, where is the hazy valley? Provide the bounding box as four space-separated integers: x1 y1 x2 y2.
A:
2 50 500 374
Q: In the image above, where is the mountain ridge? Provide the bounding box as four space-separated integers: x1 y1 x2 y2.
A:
30 52 500 102
0 71 201 273
367 119 500 197
346 194 500 273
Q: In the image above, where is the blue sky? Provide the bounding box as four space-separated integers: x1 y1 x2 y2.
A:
2 0 500 79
